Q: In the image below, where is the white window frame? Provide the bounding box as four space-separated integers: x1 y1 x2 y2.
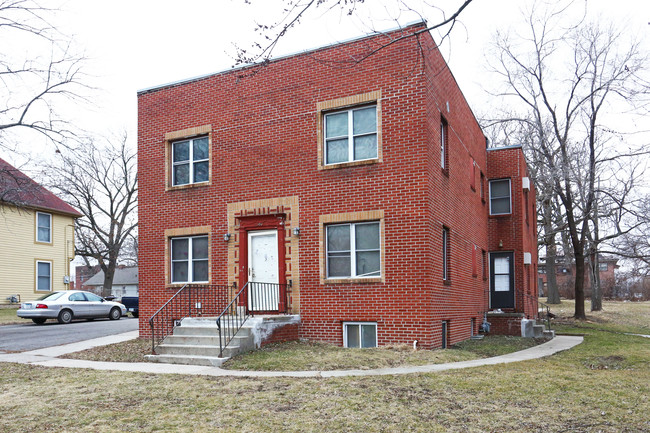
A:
326 221 381 279
323 105 377 165
171 136 209 186
36 260 52 292
598 262 608 271
489 179 512 215
440 119 447 169
170 235 209 283
36 212 52 243
442 227 450 281
343 322 377 348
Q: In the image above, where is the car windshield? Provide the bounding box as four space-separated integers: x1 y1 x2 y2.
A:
36 292 66 301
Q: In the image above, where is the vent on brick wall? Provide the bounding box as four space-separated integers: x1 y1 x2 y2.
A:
523 252 532 265
522 177 530 191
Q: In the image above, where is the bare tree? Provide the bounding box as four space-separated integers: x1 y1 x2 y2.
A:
234 0 475 67
484 1 649 319
46 135 137 298
0 0 86 152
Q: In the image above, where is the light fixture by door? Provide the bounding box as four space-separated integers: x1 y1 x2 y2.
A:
293 227 300 237
223 233 231 242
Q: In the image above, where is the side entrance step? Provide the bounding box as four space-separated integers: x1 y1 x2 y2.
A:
145 317 255 366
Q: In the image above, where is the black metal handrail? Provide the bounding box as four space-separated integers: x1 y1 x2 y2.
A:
216 281 293 357
148 283 235 354
519 290 553 331
216 282 249 358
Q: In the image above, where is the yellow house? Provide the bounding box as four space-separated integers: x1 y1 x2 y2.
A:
0 157 82 304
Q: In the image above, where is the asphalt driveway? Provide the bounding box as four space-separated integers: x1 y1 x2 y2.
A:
0 316 139 352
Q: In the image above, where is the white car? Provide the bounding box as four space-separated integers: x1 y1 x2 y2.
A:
17 290 127 325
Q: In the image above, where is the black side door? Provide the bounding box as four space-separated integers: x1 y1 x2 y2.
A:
490 252 515 309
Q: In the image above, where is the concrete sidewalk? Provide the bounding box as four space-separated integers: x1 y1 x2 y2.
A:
0 332 583 378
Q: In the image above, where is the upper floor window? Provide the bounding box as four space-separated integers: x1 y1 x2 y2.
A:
324 106 377 165
172 137 209 186
170 235 209 283
489 179 511 215
326 221 380 278
36 212 52 243
599 262 608 271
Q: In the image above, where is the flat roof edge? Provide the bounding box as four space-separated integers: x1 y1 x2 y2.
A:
486 144 523 152
137 20 428 95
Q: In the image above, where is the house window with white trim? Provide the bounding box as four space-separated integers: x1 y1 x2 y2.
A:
343 322 377 348
326 221 380 278
170 235 209 283
324 106 377 165
171 137 209 186
36 212 52 243
36 261 52 291
489 179 511 215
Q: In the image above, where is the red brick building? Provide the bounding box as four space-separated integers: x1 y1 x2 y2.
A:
538 256 619 299
137 23 538 348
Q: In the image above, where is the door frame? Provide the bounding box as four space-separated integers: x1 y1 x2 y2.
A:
237 214 287 312
489 251 515 309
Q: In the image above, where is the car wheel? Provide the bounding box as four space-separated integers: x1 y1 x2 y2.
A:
32 318 47 325
131 311 139 318
109 307 121 320
57 309 73 324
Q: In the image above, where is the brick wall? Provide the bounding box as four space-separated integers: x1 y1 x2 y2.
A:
487 147 538 318
260 323 300 346
138 23 535 348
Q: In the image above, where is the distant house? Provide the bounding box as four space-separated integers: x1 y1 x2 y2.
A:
0 157 82 304
82 266 138 298
538 256 619 299
74 264 101 292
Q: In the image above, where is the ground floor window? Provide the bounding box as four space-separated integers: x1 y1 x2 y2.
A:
343 322 377 348
327 221 380 278
36 261 52 291
170 235 208 283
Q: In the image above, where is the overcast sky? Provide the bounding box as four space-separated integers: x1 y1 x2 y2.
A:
3 0 649 165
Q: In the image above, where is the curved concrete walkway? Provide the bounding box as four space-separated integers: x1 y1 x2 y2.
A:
0 332 583 378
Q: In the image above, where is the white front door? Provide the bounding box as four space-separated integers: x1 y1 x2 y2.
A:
248 230 279 311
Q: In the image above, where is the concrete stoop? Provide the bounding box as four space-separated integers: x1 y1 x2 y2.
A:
521 318 555 339
145 317 255 367
145 315 301 367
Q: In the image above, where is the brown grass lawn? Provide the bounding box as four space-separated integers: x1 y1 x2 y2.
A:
0 306 22 325
1 300 649 432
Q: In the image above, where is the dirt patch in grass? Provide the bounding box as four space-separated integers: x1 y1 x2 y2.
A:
222 336 543 371
62 338 151 363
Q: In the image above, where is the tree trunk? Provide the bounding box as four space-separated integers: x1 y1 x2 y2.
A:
590 254 602 311
543 200 561 304
546 251 560 304
102 264 115 298
574 251 587 319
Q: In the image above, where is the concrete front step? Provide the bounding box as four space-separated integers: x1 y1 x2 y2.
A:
144 353 228 367
543 330 555 339
156 342 242 358
148 316 257 366
533 324 545 338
